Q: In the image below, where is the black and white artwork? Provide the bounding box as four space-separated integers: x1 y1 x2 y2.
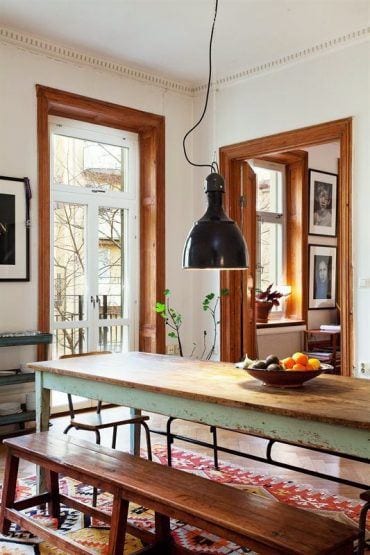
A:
0 176 30 281
309 245 337 309
309 169 338 237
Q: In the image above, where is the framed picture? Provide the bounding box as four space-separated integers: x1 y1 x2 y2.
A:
308 169 338 237
309 245 337 309
0 176 31 282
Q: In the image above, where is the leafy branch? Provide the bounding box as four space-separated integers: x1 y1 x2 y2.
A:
155 288 229 360
155 289 183 357
202 288 229 360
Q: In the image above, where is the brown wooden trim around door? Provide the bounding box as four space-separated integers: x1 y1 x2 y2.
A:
220 118 353 376
36 85 165 358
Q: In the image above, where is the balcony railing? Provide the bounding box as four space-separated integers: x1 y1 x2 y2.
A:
54 294 125 357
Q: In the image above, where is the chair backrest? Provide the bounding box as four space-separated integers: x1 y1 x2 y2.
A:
59 351 112 417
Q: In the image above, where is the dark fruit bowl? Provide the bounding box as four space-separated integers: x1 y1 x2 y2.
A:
245 365 331 388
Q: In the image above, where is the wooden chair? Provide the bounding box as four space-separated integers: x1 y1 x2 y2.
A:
60 351 152 506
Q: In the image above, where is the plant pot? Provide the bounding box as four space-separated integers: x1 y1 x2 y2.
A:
255 300 273 323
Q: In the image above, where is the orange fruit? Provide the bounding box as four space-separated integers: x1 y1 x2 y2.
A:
292 352 308 366
308 358 321 370
281 357 295 369
292 363 306 371
306 363 314 370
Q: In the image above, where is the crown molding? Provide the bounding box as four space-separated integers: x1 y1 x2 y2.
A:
0 26 194 95
193 26 370 93
1 25 369 96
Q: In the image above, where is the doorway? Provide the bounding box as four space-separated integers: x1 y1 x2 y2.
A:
219 118 352 375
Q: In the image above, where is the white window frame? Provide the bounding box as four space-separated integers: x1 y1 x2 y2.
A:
253 159 286 318
49 116 139 356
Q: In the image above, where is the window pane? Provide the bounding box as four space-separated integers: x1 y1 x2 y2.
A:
257 221 283 292
53 134 128 192
53 202 86 322
98 325 128 353
53 327 87 358
98 207 126 319
256 166 282 213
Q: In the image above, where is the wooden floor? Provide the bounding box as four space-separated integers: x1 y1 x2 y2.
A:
0 407 368 503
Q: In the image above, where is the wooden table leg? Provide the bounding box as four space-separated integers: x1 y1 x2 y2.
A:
35 371 50 493
130 407 142 456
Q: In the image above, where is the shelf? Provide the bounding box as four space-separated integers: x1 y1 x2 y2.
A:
0 333 53 348
0 373 35 386
0 410 36 426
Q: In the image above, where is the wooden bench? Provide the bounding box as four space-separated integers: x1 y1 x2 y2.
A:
0 432 358 555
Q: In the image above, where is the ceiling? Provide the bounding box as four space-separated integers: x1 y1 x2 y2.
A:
0 0 369 84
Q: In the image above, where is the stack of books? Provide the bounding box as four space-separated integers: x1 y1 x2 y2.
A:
320 325 341 332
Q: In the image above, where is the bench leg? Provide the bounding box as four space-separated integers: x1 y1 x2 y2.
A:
45 469 60 520
0 450 19 535
108 494 129 555
358 500 369 555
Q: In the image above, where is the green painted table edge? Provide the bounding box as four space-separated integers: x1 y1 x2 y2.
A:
37 371 370 460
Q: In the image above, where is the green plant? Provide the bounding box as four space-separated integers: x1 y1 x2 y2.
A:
155 289 184 356
155 288 229 360
201 288 229 360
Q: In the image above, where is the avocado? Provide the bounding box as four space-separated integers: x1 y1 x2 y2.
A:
252 360 267 369
265 355 280 366
266 363 283 371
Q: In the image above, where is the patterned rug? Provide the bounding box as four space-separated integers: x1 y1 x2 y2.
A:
0 444 368 554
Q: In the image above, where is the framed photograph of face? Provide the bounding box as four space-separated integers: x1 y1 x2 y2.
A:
308 169 338 237
309 245 337 309
0 176 31 282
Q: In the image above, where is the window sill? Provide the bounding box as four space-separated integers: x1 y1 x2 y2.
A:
257 320 305 336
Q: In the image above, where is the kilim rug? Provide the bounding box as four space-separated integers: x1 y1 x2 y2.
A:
0 444 368 554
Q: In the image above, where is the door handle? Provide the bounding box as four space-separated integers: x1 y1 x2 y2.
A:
90 295 96 308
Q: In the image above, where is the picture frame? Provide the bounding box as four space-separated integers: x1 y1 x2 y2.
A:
308 169 338 237
309 245 337 309
0 176 31 282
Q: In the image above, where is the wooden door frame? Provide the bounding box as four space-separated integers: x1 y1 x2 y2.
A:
36 85 165 358
220 118 352 376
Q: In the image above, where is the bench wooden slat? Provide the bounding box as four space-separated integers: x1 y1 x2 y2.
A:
5 507 95 555
4 433 357 555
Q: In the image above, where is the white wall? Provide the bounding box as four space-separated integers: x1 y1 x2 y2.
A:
202 40 370 373
1 38 369 374
0 42 195 369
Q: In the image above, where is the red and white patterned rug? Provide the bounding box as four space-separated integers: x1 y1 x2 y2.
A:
0 444 368 554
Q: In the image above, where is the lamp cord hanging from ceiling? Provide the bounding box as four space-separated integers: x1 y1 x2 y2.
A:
182 0 219 174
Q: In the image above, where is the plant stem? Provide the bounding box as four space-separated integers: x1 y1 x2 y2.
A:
206 297 219 360
166 298 183 357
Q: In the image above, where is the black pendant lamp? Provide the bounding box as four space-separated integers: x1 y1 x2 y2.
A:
182 0 248 270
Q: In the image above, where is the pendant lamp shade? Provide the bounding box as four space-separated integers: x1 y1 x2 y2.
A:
182 173 248 269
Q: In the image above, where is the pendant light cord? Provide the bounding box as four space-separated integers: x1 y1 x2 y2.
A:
183 0 219 174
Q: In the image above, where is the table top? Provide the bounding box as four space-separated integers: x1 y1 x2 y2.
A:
29 351 370 431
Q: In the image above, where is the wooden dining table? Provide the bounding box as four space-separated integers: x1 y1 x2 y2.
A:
29 351 370 465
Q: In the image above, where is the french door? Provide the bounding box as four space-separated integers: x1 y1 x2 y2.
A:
50 118 139 408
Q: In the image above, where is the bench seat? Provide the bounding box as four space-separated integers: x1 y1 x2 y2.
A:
0 432 359 555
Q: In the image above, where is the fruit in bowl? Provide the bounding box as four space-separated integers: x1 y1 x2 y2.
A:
245 352 330 387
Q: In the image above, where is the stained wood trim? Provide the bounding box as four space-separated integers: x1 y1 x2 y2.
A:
220 118 352 376
285 152 309 321
36 85 165 357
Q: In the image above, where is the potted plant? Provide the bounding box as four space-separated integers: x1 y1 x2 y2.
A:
255 284 283 323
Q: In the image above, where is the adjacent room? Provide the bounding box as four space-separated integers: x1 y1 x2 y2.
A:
0 0 369 553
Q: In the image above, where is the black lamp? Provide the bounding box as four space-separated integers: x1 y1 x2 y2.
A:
182 0 248 270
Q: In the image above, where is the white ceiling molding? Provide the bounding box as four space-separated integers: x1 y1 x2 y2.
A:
193 26 370 94
0 26 194 96
1 24 369 96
